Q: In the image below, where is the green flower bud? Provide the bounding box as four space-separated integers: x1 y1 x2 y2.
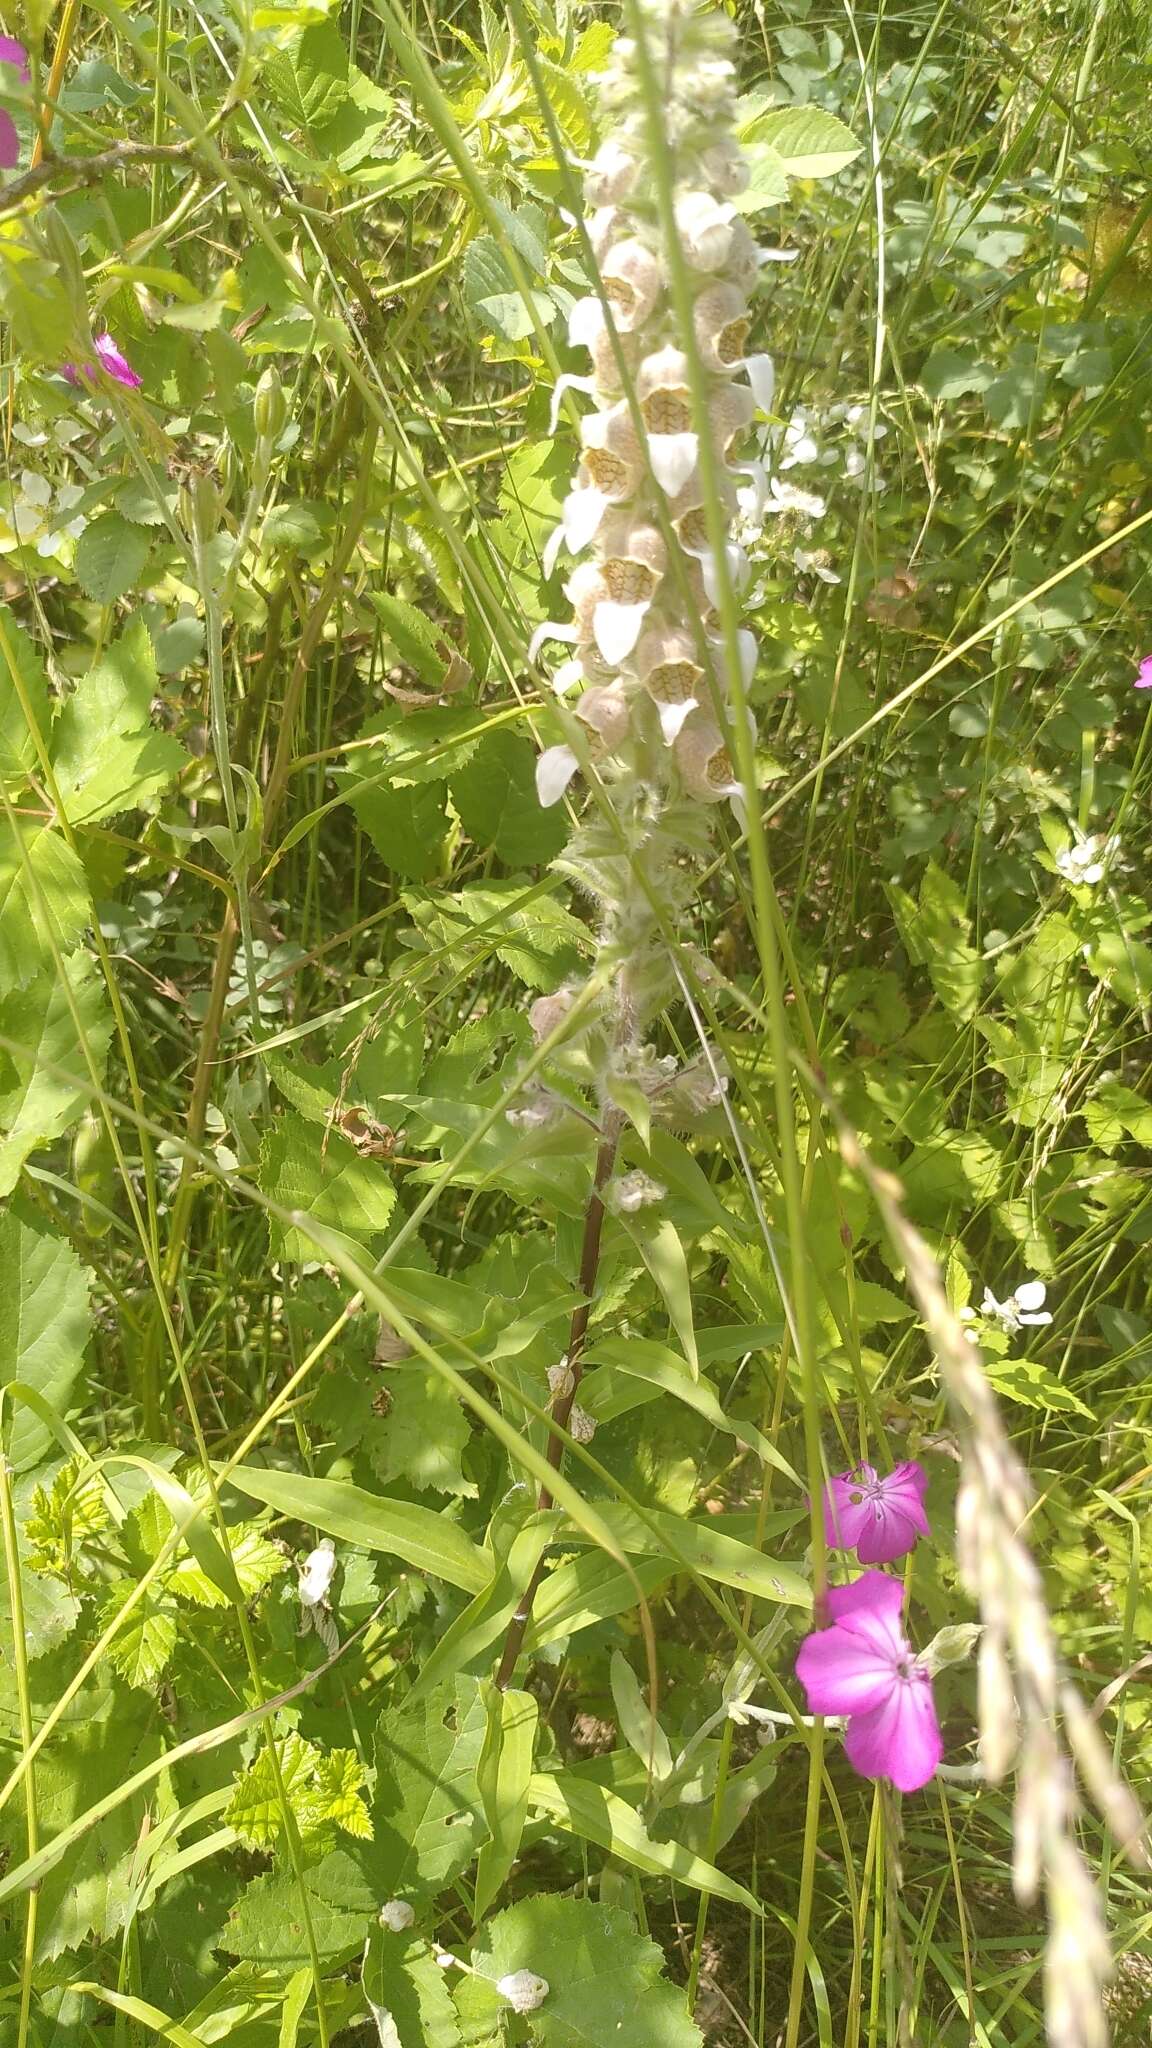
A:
253 365 287 443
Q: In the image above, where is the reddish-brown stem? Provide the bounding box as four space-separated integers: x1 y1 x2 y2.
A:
494 1118 620 1691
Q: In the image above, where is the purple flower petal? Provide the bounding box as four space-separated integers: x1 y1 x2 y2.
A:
843 1673 942 1792
0 37 29 82
1137 656 1152 691
824 1459 929 1565
823 1466 875 1551
826 1569 907 1627
94 333 143 389
0 107 17 171
795 1623 893 1717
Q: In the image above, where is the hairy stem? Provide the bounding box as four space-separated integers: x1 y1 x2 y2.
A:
494 1115 621 1690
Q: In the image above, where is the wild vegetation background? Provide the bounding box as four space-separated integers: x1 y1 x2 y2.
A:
0 0 1150 2044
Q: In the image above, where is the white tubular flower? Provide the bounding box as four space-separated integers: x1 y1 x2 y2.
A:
594 516 667 661
674 716 744 802
576 681 632 750
585 138 640 206
675 190 737 270
635 626 706 743
697 137 751 195
600 238 664 329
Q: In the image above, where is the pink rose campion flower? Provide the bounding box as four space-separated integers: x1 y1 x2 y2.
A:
1135 656 1152 691
795 1571 942 1793
823 1458 929 1564
62 333 143 391
0 37 29 172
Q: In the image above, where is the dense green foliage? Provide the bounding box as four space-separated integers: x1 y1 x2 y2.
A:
0 1 1150 2043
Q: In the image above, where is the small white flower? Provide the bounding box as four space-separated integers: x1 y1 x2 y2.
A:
963 1280 1053 1335
298 1538 338 1654
794 548 841 585
378 1899 415 1933
298 1537 337 1607
497 1971 550 2014
766 477 826 520
1054 834 1120 888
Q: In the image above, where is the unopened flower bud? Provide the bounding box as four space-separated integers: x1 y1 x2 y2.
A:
568 1406 597 1444
528 988 576 1042
547 1359 576 1400
254 365 287 442
497 1971 550 2014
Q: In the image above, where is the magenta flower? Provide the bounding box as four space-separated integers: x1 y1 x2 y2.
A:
822 1459 929 1564
0 37 29 172
795 1571 942 1793
62 333 143 392
1135 656 1152 691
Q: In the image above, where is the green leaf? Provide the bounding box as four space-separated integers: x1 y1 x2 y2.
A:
220 1848 377 1965
740 106 861 178
982 1357 1093 1419
222 1465 492 1593
474 1684 538 1919
371 1679 489 1900
0 954 113 1197
100 1580 179 1688
52 621 187 824
351 778 449 880
0 821 90 989
371 1368 477 1497
260 1112 397 1257
0 1212 92 1471
74 512 151 604
168 1523 287 1606
450 730 568 866
227 1731 372 1853
473 1896 704 2047
370 596 451 689
363 1931 463 2048
1083 1081 1152 1151
266 21 350 133
0 1673 161 1960
0 606 52 788
528 1772 758 1912
619 1215 699 1377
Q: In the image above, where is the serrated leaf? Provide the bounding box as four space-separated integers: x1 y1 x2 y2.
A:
0 1213 92 1471
52 620 187 824
0 954 113 1198
220 1848 377 1965
364 1930 463 2048
169 1524 287 1606
450 731 568 866
266 21 350 133
369 597 449 689
982 1357 1093 1419
101 1580 179 1688
0 605 52 787
0 821 90 989
371 1679 489 1899
74 512 151 604
227 1731 371 1853
741 106 861 178
260 1112 397 1257
371 1368 477 1497
472 1896 703 2048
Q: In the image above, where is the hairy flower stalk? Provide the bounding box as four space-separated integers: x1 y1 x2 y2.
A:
498 0 764 1685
